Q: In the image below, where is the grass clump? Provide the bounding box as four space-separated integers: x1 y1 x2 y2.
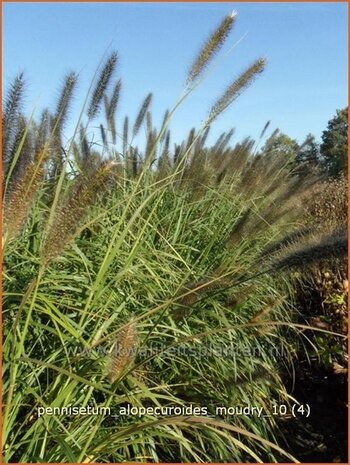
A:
2 12 346 463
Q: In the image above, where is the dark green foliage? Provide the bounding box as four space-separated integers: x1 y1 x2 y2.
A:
320 107 348 177
261 132 299 161
295 133 320 173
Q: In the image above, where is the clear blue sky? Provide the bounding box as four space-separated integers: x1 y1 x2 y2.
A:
3 2 348 147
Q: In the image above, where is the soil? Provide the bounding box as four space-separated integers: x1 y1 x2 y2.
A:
279 361 348 463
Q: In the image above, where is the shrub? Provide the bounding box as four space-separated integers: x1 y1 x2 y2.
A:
294 175 347 370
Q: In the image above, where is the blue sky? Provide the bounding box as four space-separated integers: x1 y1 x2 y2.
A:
3 2 348 148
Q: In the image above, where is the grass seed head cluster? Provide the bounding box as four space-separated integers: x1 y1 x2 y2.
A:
2 12 346 463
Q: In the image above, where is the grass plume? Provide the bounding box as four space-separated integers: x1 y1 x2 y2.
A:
41 162 114 266
52 72 77 134
123 116 129 156
2 73 26 173
6 115 33 189
106 79 121 122
100 124 108 149
187 11 237 85
3 146 48 244
87 52 118 120
51 72 77 172
108 322 138 382
133 92 153 137
105 79 121 143
271 230 347 272
208 58 266 123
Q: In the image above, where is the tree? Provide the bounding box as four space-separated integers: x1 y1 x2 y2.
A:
320 107 348 177
262 132 299 161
